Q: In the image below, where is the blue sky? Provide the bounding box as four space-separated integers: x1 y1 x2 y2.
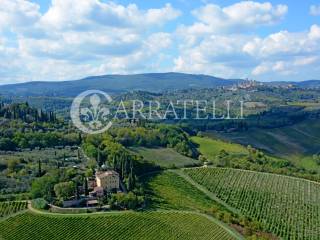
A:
0 0 320 84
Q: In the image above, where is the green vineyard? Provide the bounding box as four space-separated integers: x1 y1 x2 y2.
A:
0 211 239 240
184 167 320 240
0 201 27 218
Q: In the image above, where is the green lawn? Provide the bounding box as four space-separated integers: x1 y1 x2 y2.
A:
130 147 200 168
0 211 238 240
191 136 247 161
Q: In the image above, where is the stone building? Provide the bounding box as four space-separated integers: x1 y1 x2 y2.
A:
95 170 120 191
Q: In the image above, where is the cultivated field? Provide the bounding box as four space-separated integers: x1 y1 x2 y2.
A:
0 201 27 218
185 167 320 239
143 171 226 211
130 147 200 168
0 211 238 240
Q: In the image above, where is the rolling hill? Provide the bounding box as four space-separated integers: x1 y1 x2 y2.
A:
185 167 320 240
208 119 320 157
264 79 320 88
1 72 319 98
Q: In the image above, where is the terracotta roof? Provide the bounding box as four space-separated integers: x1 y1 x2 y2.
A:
93 186 104 192
96 170 119 178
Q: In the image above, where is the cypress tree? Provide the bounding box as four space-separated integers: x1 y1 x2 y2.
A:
38 159 42 177
84 178 89 196
77 149 80 161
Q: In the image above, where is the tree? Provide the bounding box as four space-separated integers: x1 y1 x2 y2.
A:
31 198 49 210
109 192 142 210
313 154 320 165
31 175 58 202
77 149 81 161
54 181 75 201
84 178 89 196
62 153 66 167
97 149 103 167
7 158 20 173
0 138 16 151
82 143 97 158
97 196 104 208
73 175 83 200
85 168 93 178
38 159 42 177
217 149 229 167
127 165 135 191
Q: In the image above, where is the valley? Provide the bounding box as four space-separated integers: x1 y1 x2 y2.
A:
1 74 320 240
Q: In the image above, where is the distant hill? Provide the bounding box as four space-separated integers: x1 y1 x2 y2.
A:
0 72 242 97
1 72 319 97
266 80 320 88
295 80 320 88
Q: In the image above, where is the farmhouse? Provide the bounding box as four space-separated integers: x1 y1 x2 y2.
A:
96 170 120 191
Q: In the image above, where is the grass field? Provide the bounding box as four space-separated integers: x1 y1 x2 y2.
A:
0 211 238 240
210 119 320 157
130 147 200 168
185 167 320 240
191 136 247 161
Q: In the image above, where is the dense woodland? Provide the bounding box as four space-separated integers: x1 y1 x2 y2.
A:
0 102 56 123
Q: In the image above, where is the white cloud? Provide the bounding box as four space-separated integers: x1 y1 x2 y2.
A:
174 34 255 77
175 18 320 80
243 31 303 58
244 25 320 77
310 4 320 16
173 1 290 80
18 29 143 61
0 0 319 83
145 32 172 52
174 1 289 79
294 56 318 66
252 63 269 75
22 0 180 61
0 0 181 83
252 61 294 76
95 32 174 74
243 25 320 58
189 1 287 34
252 55 319 77
309 24 320 40
40 0 180 30
0 0 40 31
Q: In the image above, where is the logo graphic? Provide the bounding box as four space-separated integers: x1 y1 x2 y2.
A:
70 90 112 134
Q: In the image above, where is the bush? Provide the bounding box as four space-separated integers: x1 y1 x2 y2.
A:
31 198 49 210
109 192 144 210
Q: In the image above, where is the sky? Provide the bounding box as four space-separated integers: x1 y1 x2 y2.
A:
0 0 320 84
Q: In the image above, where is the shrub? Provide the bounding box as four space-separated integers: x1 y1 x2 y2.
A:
31 198 49 210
